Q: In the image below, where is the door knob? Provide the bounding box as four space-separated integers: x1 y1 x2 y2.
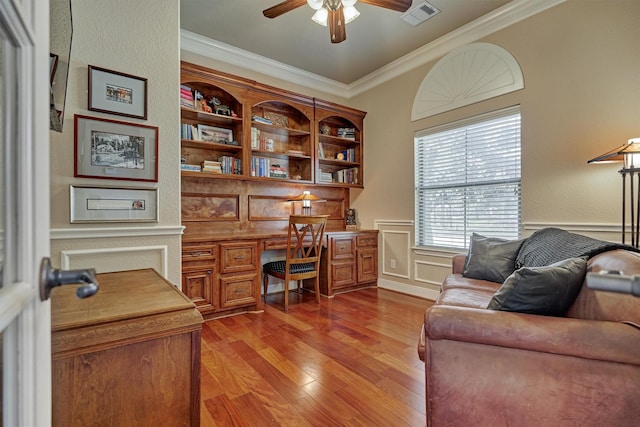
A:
39 257 99 301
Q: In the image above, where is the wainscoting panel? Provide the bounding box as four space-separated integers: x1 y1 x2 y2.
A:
60 245 169 278
380 230 411 279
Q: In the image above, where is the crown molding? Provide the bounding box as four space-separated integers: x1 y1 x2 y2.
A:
351 0 565 95
180 30 350 98
180 0 565 98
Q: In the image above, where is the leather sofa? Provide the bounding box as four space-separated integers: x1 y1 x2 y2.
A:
418 249 640 427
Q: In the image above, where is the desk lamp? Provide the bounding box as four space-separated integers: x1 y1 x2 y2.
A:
289 191 324 215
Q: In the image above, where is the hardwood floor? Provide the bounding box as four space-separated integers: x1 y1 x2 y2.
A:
199 288 433 426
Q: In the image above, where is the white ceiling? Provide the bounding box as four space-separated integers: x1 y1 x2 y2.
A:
180 0 512 84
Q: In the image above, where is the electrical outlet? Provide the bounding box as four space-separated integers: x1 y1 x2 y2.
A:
390 259 396 269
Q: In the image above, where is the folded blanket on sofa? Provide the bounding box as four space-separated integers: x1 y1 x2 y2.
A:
515 227 639 268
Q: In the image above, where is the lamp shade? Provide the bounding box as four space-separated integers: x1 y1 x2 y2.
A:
587 138 640 166
289 191 326 215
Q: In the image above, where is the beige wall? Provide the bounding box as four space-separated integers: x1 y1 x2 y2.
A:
49 1 638 297
49 0 182 284
350 0 640 297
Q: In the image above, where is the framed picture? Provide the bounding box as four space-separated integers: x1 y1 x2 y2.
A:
74 114 158 182
70 185 159 223
49 53 58 84
197 124 233 144
88 65 148 119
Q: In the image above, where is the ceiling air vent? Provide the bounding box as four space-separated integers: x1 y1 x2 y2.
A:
401 1 440 26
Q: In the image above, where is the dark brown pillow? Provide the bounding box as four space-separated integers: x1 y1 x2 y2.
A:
463 233 524 283
487 257 587 316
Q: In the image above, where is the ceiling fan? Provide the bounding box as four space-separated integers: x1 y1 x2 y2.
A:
263 0 412 44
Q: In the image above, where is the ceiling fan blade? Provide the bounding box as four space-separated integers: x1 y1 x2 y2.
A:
263 0 308 18
328 7 346 43
358 0 412 13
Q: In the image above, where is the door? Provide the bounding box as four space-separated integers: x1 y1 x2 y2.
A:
0 1 52 426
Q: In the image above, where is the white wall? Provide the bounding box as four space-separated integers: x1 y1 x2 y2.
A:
49 0 182 284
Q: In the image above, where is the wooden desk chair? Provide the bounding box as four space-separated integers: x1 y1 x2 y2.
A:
262 214 328 312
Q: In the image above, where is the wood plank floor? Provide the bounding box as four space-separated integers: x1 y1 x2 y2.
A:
199 288 433 426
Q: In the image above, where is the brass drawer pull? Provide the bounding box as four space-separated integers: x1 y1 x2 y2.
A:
233 255 245 259
190 251 202 257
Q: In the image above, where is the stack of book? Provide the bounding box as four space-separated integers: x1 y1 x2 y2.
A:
319 171 333 182
201 160 222 174
286 149 305 157
269 164 287 179
180 163 201 172
337 127 356 140
180 85 194 109
252 115 272 125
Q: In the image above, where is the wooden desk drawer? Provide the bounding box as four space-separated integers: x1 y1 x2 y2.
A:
182 245 215 262
331 236 355 259
220 241 258 274
263 238 288 250
357 234 377 247
332 261 356 289
220 273 257 308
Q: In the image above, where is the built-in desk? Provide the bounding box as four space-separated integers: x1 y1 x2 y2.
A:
182 229 378 319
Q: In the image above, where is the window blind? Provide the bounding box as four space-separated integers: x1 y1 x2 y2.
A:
415 107 521 249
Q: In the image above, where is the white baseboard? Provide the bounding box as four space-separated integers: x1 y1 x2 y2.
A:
377 278 440 301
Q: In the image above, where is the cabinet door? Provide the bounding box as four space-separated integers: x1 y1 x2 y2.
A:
220 273 258 309
182 269 215 311
357 247 378 284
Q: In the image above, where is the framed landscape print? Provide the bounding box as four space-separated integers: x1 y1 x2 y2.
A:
74 114 158 182
88 65 148 119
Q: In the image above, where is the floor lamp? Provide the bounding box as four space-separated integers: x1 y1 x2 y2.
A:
588 138 640 248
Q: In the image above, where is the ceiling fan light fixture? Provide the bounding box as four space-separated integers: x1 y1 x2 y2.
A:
343 5 359 23
307 0 324 10
312 8 329 26
342 0 357 7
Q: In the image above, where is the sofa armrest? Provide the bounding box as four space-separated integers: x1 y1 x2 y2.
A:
451 253 466 274
425 305 640 365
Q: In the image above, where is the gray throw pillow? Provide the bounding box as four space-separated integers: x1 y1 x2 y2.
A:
463 233 524 283
487 257 587 316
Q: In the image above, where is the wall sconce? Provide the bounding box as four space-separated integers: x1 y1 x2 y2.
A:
289 190 325 215
588 137 640 247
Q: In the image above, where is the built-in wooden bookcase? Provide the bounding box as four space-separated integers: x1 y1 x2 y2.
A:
179 62 366 188
249 92 314 183
180 65 248 178
314 99 366 188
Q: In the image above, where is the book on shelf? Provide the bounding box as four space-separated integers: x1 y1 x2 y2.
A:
285 149 306 157
318 143 325 159
180 163 201 172
269 164 288 179
319 172 333 182
180 85 194 109
202 160 222 174
251 127 260 149
218 156 241 174
251 115 272 125
337 127 356 140
332 167 359 184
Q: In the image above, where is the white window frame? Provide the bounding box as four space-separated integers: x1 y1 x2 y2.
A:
414 106 522 250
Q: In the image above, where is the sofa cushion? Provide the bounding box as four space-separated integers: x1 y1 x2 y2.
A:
487 257 587 316
463 233 524 283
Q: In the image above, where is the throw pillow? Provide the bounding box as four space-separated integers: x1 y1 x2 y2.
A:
463 233 524 283
487 257 587 316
